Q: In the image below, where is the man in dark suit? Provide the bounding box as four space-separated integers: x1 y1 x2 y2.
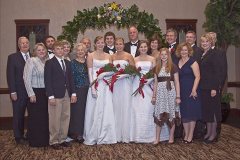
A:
166 28 178 65
44 41 77 150
44 35 56 59
103 31 116 55
7 36 30 144
207 32 228 140
124 26 139 57
185 31 203 64
207 32 227 90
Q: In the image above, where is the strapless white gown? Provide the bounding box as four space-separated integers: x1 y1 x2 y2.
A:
130 61 155 143
130 61 169 142
84 59 117 145
112 60 133 142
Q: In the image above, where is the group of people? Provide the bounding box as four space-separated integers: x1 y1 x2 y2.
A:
6 26 227 150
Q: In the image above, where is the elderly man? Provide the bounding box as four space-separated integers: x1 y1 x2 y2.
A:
124 26 139 57
7 36 30 144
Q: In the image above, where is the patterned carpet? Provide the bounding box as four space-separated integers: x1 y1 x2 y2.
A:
0 124 239 160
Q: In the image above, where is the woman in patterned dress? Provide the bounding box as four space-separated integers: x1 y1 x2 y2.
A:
151 48 181 144
68 43 89 143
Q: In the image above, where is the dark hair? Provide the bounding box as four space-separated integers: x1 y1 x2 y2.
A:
135 40 149 57
44 35 55 43
148 33 161 54
104 32 116 41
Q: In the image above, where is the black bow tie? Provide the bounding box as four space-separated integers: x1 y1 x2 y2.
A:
108 48 115 51
48 50 53 54
169 44 174 48
131 43 137 46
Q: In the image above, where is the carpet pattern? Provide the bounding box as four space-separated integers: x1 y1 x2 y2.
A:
0 124 240 160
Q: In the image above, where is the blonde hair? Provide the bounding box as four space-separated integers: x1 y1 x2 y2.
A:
155 48 173 74
61 40 71 47
200 33 213 44
206 32 217 45
33 43 47 57
115 37 125 44
74 43 87 53
176 42 193 57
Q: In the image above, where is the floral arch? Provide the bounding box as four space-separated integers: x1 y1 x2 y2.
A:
58 2 165 46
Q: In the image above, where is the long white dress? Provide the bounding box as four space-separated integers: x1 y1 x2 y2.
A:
130 61 155 143
84 59 117 145
112 60 132 143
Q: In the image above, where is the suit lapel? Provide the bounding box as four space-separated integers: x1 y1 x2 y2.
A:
52 56 65 74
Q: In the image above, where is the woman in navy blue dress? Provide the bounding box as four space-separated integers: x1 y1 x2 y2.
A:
176 42 201 143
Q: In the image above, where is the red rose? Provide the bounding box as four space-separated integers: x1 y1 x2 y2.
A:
110 63 114 67
119 68 124 73
171 48 175 53
116 64 120 68
137 67 142 71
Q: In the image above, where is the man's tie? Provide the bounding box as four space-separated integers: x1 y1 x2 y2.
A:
25 54 29 61
130 43 137 46
61 60 66 73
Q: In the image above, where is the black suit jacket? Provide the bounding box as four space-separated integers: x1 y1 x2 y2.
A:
169 43 179 65
200 49 221 90
124 41 138 57
192 44 203 64
212 47 227 89
7 52 28 97
103 46 116 54
44 56 75 98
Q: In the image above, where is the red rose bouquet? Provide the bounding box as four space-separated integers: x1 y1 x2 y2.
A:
90 63 117 90
109 64 140 92
132 68 154 98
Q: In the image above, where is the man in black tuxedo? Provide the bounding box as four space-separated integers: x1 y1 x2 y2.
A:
103 31 116 55
7 36 30 144
44 35 56 59
166 28 178 64
124 26 139 57
44 41 77 150
185 31 203 64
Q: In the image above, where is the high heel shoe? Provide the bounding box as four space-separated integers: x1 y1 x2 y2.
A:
203 137 218 144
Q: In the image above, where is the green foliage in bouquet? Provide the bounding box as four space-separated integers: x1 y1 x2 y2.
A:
123 64 141 77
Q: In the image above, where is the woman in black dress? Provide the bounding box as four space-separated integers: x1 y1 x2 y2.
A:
200 34 222 144
68 43 89 143
23 43 49 147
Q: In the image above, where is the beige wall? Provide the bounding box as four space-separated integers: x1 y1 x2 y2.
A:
1 0 238 116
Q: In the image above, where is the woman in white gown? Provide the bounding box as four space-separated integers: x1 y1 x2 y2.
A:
84 36 117 145
130 40 156 143
112 37 135 143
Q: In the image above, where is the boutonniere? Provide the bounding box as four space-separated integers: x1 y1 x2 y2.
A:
171 48 175 54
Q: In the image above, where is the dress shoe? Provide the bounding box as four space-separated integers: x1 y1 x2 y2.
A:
185 140 193 144
203 137 217 144
51 144 62 150
76 139 84 144
60 142 71 147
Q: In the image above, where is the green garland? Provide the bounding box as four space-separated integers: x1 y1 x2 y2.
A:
57 2 165 46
